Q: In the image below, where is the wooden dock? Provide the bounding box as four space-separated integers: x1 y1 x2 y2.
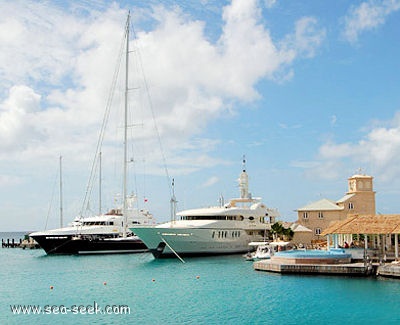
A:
2 238 40 249
254 259 376 276
2 238 21 248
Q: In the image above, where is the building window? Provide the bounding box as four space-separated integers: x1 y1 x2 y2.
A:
315 228 321 235
318 212 324 219
349 202 354 210
303 212 308 219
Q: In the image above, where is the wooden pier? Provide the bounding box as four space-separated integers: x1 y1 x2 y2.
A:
254 259 376 276
2 238 21 248
2 237 40 249
254 258 400 279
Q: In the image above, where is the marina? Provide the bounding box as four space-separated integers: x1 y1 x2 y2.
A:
2 1 400 324
2 245 400 324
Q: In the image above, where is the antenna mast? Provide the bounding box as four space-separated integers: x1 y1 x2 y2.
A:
170 178 177 223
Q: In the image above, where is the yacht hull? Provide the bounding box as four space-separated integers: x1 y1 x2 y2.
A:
131 226 257 258
30 234 148 255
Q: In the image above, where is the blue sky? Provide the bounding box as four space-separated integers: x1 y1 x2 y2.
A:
1 0 400 231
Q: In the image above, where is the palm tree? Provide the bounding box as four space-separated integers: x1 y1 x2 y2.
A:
271 222 294 241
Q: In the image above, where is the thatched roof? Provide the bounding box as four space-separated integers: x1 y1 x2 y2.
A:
321 214 400 236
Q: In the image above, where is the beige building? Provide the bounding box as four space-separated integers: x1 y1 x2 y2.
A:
296 174 376 242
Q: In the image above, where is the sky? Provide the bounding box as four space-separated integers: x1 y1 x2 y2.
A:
1 0 400 231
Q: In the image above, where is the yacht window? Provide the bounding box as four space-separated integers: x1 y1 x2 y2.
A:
249 216 254 221
181 215 238 221
212 231 215 238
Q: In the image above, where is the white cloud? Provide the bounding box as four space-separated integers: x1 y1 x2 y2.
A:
202 176 219 188
0 2 86 90
0 85 44 150
0 0 325 175
302 112 400 182
264 0 277 9
286 17 326 59
0 174 23 187
343 0 400 43
330 115 337 127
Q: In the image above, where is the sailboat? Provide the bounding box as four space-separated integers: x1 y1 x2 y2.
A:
30 13 155 254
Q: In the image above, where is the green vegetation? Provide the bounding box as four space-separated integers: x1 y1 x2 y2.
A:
271 222 294 241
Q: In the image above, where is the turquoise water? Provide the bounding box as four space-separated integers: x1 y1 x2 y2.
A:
1 235 400 324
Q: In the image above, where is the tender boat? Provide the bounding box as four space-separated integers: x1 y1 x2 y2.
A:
131 158 280 258
244 242 273 261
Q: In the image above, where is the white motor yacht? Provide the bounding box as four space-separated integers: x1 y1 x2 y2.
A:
131 159 279 258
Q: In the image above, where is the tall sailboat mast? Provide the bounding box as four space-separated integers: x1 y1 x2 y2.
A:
99 151 102 215
59 155 63 228
123 12 130 238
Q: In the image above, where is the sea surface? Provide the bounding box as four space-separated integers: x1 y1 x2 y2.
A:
1 232 400 324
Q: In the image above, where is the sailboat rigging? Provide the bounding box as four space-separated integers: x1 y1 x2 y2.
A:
30 12 156 254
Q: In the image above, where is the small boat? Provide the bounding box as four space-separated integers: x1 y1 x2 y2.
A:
244 242 274 261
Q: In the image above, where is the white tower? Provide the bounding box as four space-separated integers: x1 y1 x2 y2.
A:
238 156 249 199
